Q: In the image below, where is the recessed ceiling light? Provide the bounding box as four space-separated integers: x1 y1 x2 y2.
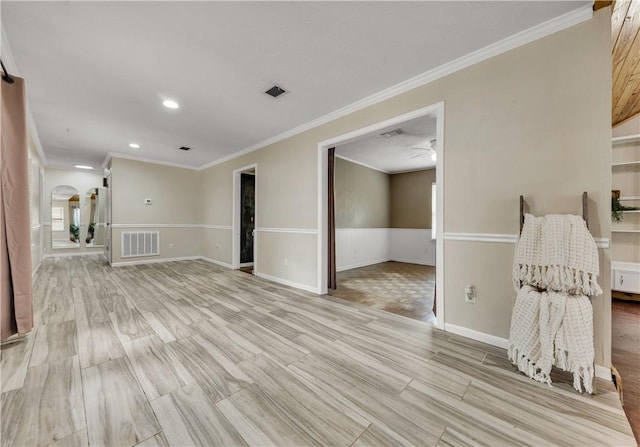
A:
129 143 140 149
74 165 94 170
430 153 437 162
162 99 179 109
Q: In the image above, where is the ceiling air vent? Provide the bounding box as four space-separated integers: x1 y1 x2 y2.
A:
380 128 404 138
179 146 191 151
264 85 287 98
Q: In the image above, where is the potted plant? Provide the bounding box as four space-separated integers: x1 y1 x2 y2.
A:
612 190 640 222
69 223 80 242
86 222 95 244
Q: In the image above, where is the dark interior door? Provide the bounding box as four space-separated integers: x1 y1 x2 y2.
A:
240 173 255 264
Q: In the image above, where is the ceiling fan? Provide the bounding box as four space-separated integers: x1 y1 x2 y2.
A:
410 139 437 161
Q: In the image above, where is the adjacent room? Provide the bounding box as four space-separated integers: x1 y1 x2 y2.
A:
330 114 438 323
1 1 639 446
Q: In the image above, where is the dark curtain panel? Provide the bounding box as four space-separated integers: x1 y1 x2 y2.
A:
328 147 337 290
1 75 33 340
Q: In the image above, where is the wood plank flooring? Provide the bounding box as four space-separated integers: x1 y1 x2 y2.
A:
612 298 640 443
0 256 635 447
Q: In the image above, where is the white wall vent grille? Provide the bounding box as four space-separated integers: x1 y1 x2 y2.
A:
121 231 159 258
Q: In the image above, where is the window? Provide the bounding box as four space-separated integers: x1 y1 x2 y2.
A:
431 182 437 240
52 207 64 231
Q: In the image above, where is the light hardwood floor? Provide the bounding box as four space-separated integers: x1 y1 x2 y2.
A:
1 256 635 447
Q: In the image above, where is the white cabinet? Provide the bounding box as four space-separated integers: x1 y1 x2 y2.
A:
612 262 640 294
614 270 640 294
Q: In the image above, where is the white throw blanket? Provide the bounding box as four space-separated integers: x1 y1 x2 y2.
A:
509 213 599 394
513 214 602 297
508 286 594 393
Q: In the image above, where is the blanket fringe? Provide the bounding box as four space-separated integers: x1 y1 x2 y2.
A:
513 264 602 297
508 344 553 387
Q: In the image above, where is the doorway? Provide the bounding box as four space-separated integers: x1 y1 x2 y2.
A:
317 103 444 329
232 164 257 274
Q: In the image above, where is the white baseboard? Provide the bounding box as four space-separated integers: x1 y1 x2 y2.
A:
444 323 509 349
255 272 320 294
595 365 612 381
389 257 434 266
111 255 200 267
337 258 390 272
43 252 104 259
199 256 233 269
444 323 611 381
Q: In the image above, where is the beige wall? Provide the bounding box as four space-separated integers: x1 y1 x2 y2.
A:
111 158 199 225
335 157 390 228
110 158 202 264
109 11 613 366
390 169 435 229
43 168 104 256
198 10 612 366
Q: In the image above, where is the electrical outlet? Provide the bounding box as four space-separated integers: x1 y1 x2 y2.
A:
464 285 476 303
215 242 221 249
169 242 174 249
284 258 288 266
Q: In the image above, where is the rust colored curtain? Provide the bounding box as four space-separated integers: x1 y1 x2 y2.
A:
1 75 33 340
328 147 336 290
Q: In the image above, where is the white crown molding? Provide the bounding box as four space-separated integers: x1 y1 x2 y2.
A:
612 134 640 145
102 152 200 171
1 28 48 167
46 163 101 172
255 227 318 234
334 155 390 174
196 5 592 171
391 166 436 175
444 232 609 249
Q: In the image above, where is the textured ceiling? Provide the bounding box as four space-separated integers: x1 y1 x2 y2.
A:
2 1 588 169
336 114 437 174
